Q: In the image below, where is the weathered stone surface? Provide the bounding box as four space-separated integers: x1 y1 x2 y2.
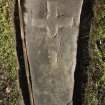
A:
20 0 83 105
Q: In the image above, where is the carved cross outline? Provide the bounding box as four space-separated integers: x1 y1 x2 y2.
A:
32 1 73 37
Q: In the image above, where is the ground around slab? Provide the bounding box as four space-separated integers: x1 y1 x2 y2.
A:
86 0 105 105
0 0 19 105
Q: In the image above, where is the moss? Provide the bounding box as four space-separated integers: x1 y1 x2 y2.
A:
0 0 19 105
84 0 105 105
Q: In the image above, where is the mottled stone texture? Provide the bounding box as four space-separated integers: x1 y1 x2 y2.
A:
21 0 83 105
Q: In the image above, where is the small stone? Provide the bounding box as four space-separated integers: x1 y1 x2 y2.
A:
5 87 11 94
0 100 3 103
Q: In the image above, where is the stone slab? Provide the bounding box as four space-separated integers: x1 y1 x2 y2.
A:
20 0 83 105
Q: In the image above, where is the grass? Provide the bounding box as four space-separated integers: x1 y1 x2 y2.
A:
0 0 19 105
84 0 105 105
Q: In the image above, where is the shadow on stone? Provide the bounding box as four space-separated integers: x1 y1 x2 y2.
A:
14 0 31 105
73 0 94 105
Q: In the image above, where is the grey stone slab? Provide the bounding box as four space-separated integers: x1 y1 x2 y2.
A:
20 0 83 105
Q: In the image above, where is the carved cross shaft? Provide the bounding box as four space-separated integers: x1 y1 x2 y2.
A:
32 1 73 37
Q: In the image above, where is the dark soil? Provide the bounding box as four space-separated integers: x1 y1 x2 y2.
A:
73 0 94 105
